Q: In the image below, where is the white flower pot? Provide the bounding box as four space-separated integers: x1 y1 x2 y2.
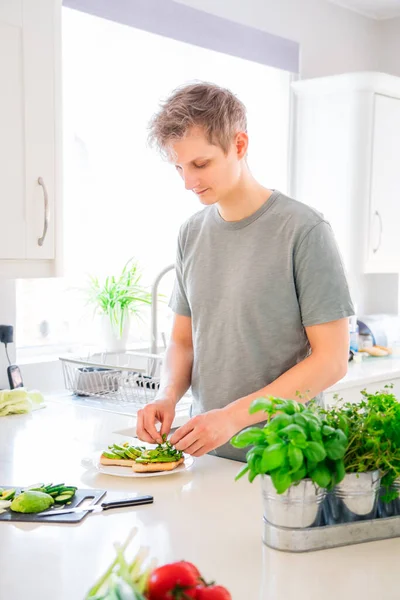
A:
101 313 130 352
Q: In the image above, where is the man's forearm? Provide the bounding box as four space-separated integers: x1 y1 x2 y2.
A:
155 341 193 405
224 352 347 431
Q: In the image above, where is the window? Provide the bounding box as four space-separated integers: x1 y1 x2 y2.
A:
17 7 293 359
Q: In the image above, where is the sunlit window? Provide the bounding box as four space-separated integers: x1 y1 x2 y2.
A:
17 7 292 359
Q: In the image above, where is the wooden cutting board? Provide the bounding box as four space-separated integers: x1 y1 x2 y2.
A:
0 486 106 524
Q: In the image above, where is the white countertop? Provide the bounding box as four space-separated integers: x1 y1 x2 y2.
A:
1 401 400 599
328 356 400 392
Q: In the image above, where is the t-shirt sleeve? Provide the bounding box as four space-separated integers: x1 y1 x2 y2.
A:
294 221 355 327
168 230 191 317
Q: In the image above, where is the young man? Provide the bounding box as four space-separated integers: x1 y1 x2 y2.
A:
136 82 354 461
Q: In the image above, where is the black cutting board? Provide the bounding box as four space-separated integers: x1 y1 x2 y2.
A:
0 486 106 524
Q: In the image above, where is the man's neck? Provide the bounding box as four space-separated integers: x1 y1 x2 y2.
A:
217 175 274 222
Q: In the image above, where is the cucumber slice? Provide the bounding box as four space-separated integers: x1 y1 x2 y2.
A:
24 483 45 492
44 483 65 493
54 493 74 502
2 489 16 501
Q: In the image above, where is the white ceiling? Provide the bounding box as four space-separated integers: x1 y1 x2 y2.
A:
328 0 400 19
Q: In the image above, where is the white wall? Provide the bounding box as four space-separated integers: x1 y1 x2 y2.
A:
378 17 400 77
175 0 380 78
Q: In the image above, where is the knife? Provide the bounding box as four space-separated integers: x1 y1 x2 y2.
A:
37 495 154 517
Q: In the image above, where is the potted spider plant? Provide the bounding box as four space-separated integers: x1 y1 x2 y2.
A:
87 258 152 352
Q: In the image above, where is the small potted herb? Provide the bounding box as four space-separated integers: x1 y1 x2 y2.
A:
325 386 400 522
230 396 348 529
87 258 151 352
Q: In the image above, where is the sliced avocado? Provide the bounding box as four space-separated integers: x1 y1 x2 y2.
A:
2 489 16 501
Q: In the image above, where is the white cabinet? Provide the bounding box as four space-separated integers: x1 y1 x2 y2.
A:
0 0 62 278
368 94 400 271
291 73 400 280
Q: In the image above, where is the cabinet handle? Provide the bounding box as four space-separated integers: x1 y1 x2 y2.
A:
37 176 50 247
373 210 382 254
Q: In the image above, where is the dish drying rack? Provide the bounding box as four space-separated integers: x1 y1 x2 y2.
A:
60 264 175 406
60 351 163 405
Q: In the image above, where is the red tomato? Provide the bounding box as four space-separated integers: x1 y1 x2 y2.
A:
195 585 232 600
147 562 199 600
177 561 201 579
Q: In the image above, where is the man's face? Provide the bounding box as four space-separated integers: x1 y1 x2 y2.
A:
169 126 244 205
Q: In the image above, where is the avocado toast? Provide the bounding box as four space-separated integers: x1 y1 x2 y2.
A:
100 437 184 472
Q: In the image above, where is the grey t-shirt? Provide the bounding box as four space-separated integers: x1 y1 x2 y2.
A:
169 190 354 461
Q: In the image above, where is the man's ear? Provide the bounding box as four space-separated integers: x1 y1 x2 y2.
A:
235 131 249 160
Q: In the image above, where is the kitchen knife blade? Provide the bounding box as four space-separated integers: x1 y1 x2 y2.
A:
38 495 154 517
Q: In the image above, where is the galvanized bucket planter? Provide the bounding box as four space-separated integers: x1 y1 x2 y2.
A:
261 475 326 529
328 470 381 523
378 478 400 518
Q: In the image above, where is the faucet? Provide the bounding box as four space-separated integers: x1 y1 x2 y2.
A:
150 264 175 359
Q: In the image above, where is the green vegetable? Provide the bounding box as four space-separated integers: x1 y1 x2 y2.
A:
86 528 150 599
10 491 54 513
323 386 400 502
261 444 287 472
230 427 265 448
133 436 183 464
22 483 77 504
0 388 44 417
1 488 16 501
231 396 349 494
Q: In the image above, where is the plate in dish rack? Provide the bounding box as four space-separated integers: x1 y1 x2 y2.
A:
81 451 194 478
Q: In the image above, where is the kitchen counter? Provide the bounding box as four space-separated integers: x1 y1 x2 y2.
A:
1 401 400 599
328 355 400 392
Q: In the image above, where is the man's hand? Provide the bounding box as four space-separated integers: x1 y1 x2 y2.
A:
169 409 238 457
136 399 176 444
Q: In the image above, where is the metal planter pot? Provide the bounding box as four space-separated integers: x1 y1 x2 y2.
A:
378 479 400 518
261 475 326 529
328 471 381 523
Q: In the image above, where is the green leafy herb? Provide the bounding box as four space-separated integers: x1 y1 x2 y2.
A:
231 396 348 494
323 386 400 502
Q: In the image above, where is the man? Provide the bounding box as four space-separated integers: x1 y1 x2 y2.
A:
136 82 354 461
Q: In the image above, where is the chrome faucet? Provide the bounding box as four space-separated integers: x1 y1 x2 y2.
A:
150 264 175 358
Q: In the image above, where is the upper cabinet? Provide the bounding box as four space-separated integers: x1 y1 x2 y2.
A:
291 72 400 277
368 94 400 271
0 0 62 278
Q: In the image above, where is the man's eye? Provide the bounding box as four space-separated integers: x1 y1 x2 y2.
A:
194 163 208 169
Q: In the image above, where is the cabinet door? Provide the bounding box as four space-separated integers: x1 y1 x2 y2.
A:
23 0 57 260
0 1 26 259
368 94 400 270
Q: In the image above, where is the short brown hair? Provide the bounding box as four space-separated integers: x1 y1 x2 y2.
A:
148 82 247 157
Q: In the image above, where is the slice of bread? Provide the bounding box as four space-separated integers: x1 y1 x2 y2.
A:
131 457 185 473
100 455 137 467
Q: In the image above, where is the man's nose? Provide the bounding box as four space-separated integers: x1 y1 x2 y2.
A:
182 171 200 191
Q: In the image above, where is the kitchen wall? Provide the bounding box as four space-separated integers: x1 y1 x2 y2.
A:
0 0 397 390
377 17 400 77
175 0 380 77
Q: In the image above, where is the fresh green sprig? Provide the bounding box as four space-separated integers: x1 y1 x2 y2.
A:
324 386 400 502
86 528 151 599
230 396 348 494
